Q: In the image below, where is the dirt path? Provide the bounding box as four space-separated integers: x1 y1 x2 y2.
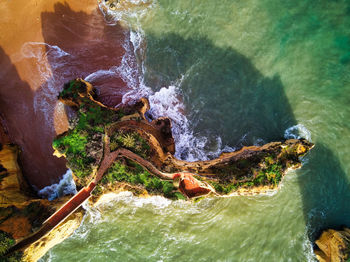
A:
7 143 175 254
7 122 213 255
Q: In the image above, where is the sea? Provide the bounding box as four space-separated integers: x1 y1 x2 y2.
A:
32 0 350 261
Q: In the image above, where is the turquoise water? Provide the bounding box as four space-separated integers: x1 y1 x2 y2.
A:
41 0 350 261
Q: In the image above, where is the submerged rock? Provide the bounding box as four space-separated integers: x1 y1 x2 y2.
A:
314 227 350 262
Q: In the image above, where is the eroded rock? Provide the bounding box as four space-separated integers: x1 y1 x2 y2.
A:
314 227 350 262
0 144 83 261
54 79 314 200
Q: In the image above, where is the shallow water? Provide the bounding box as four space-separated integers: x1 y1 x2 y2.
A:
0 1 132 188
27 0 350 261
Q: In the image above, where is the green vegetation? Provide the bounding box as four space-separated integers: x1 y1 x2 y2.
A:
0 231 14 256
207 156 284 194
59 79 86 99
101 161 184 199
0 230 23 261
53 129 88 155
53 80 123 179
53 129 93 179
208 181 238 195
110 131 151 159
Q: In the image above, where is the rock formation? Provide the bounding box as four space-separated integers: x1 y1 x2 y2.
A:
54 79 314 200
314 227 350 262
0 127 83 261
1 78 314 260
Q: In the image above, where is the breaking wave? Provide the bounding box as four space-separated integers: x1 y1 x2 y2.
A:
38 169 77 201
95 191 172 209
284 124 312 141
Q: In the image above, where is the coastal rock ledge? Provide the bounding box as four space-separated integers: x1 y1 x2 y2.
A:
1 78 313 260
0 138 83 261
54 79 314 200
314 227 350 262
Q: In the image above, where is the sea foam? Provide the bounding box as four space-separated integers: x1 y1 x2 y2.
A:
284 124 312 141
38 169 77 201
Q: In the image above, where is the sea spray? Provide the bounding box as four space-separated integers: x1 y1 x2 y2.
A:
38 169 77 201
284 124 312 141
12 42 71 125
95 191 172 209
147 85 224 161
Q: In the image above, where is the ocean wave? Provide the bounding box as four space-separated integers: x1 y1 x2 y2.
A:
95 191 173 210
38 169 77 201
12 42 72 125
284 124 312 141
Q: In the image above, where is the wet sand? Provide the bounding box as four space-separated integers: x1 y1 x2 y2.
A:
0 0 133 189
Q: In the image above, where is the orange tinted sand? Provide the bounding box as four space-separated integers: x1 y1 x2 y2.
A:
0 0 132 188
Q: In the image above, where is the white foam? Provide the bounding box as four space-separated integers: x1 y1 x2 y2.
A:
116 30 143 89
95 191 172 209
148 85 204 160
38 169 77 201
284 124 312 141
99 2 234 161
21 42 69 58
12 42 72 126
84 67 120 82
16 42 69 81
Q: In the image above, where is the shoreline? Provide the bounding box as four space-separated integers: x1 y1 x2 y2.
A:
0 0 133 189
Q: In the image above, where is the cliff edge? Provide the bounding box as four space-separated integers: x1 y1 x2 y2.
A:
314 227 350 262
0 142 83 261
1 78 314 260
54 79 314 200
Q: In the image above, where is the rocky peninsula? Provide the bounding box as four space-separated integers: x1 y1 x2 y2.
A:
54 79 313 199
0 79 313 261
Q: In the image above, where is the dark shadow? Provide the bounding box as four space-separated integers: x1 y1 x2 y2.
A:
40 2 134 108
142 32 350 241
143 34 294 149
0 2 134 190
0 46 67 189
297 143 350 241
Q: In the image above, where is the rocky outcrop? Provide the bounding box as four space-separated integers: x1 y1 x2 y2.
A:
0 78 314 259
99 0 152 12
314 227 350 262
54 79 314 200
21 210 84 262
0 143 83 261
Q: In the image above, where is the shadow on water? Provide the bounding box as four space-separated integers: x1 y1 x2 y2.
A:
40 2 132 108
297 143 350 240
0 2 132 189
143 33 294 147
1 0 349 256
0 46 67 189
142 33 350 240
